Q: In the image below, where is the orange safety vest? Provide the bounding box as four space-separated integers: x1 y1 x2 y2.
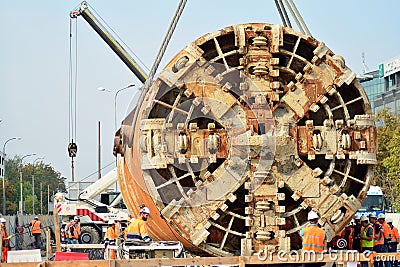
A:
302 225 325 252
390 226 400 243
30 220 41 234
373 222 384 246
1 226 9 263
75 223 81 236
67 224 79 239
125 218 149 240
382 221 391 239
105 226 118 241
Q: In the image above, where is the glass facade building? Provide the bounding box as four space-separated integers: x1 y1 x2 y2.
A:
373 55 400 115
359 70 385 111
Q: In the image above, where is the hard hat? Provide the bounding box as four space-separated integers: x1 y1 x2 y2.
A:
140 206 150 214
307 210 319 220
108 219 115 225
34 216 38 219
360 215 368 222
74 216 79 220
0 218 6 223
369 212 377 218
354 214 361 220
387 218 393 223
377 213 385 219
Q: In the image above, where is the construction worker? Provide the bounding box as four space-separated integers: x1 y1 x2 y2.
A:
343 220 355 249
353 214 362 252
301 210 327 267
75 217 81 243
29 216 42 249
371 213 388 267
377 214 392 267
360 215 374 267
66 218 79 244
14 221 25 250
0 218 10 263
125 206 152 242
387 218 399 267
104 220 118 259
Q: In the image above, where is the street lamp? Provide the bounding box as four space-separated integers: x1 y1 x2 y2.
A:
2 137 22 215
19 153 36 214
32 157 44 214
98 83 135 131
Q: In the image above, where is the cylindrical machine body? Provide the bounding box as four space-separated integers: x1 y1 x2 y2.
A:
116 23 376 256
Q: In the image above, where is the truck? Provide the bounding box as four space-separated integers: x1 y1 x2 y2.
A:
55 168 130 244
356 185 386 217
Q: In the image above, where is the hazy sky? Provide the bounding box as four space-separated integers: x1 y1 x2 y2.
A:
1 1 399 185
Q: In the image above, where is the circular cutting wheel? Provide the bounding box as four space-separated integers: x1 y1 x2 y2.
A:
117 23 376 256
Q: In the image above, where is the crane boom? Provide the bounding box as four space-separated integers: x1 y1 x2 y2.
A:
70 1 148 83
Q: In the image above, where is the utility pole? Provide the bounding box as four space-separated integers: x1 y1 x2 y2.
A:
47 185 49 215
40 182 43 215
98 121 101 179
32 174 35 214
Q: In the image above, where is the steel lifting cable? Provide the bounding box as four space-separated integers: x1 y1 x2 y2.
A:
128 0 187 147
68 18 79 143
274 0 291 28
68 18 78 171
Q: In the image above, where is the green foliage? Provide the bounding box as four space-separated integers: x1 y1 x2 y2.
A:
375 109 400 209
1 156 67 215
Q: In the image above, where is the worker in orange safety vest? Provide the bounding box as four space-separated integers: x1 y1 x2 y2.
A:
371 213 388 267
104 220 118 259
125 206 152 243
29 216 42 249
301 210 327 267
387 218 399 267
0 218 10 263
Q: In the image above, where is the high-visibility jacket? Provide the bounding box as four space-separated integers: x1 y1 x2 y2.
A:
390 225 400 243
302 225 325 252
373 222 384 246
76 223 81 237
1 226 9 263
67 224 79 239
105 226 118 241
382 221 391 239
125 218 150 240
30 220 41 234
361 224 374 249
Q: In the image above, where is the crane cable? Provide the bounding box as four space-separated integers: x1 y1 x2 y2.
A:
128 0 187 147
68 18 79 179
275 0 311 36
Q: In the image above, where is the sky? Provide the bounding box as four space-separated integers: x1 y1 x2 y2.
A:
0 0 399 185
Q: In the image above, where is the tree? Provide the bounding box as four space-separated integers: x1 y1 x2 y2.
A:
2 156 67 215
375 109 400 210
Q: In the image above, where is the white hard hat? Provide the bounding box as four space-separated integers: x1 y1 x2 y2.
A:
377 213 385 219
74 216 79 220
360 215 368 222
108 219 115 225
0 218 6 223
354 214 361 220
307 210 319 220
369 212 377 218
34 216 39 219
140 206 150 214
387 218 393 223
